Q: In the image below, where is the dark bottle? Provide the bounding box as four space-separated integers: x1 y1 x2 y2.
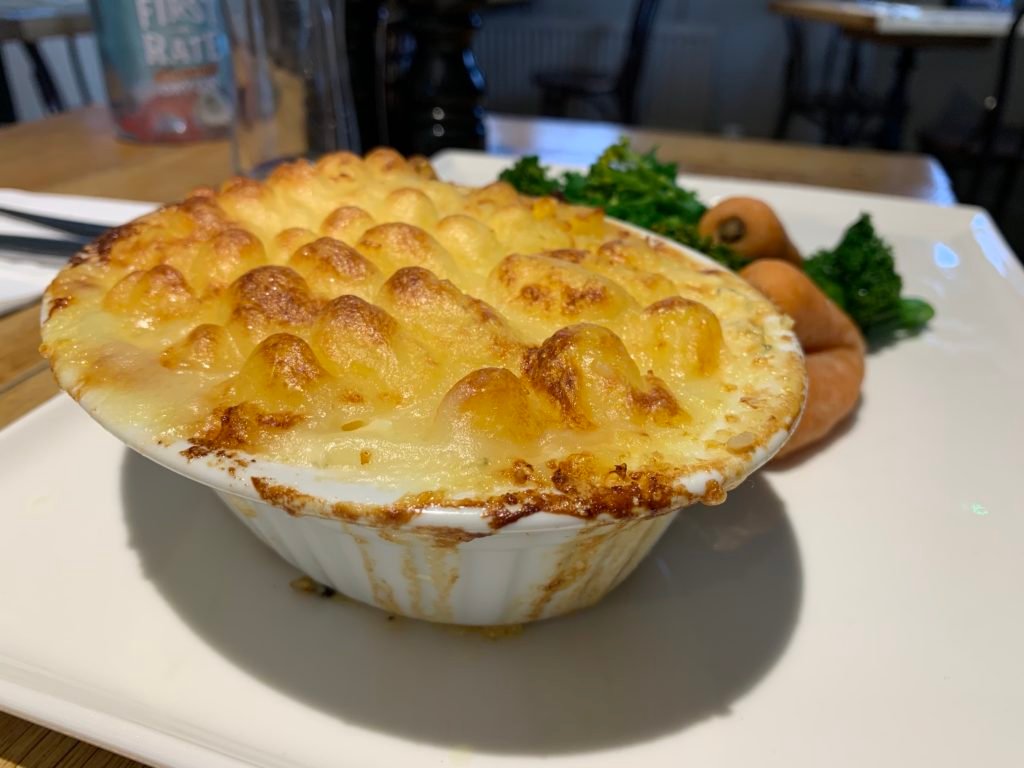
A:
384 0 486 156
344 0 389 151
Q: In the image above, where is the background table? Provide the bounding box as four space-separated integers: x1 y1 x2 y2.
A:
770 0 1018 149
0 106 954 768
771 1 1022 38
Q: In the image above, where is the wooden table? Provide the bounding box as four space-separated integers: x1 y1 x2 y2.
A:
770 0 1017 149
0 106 954 768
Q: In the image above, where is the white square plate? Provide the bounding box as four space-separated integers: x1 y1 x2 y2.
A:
1 151 1022 768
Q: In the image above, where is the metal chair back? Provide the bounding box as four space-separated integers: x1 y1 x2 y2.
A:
615 0 662 124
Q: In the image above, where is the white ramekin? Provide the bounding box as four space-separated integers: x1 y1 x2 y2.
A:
220 491 681 625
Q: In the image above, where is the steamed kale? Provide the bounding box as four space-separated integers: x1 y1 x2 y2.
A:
498 142 934 340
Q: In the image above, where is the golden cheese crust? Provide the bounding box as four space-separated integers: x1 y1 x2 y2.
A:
41 149 805 523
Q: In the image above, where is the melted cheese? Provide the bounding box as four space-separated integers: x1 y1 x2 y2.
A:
41 149 806 511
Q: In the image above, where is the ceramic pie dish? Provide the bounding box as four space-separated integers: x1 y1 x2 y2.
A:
39 149 805 625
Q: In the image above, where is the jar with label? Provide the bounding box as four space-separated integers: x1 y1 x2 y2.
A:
89 0 235 142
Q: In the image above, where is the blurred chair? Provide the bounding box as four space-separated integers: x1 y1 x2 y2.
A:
918 2 1024 222
774 20 885 146
532 0 660 125
0 3 93 123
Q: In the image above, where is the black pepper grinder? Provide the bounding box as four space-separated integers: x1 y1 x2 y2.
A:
343 0 389 151
384 0 486 156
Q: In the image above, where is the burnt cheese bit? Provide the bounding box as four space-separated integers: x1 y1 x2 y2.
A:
190 401 303 452
160 324 242 372
356 222 458 278
644 296 725 377
103 264 197 325
522 323 684 430
227 265 317 339
189 228 266 295
433 367 544 447
490 253 632 323
176 194 230 236
72 222 139 267
288 237 380 299
377 265 452 311
312 296 399 375
236 333 330 408
319 205 376 243
313 294 438 402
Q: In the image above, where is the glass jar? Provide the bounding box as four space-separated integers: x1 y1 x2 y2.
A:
89 0 235 142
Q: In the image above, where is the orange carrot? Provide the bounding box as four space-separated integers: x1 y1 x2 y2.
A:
699 197 802 265
740 259 865 458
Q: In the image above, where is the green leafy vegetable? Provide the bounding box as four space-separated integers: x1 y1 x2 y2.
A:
497 156 559 197
498 142 934 341
558 140 707 227
804 215 934 337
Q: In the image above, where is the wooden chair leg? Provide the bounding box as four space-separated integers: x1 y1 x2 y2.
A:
23 41 64 113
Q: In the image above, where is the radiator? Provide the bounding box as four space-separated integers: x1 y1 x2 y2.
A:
474 18 716 131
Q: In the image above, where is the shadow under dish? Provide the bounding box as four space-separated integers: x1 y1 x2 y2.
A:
122 449 802 755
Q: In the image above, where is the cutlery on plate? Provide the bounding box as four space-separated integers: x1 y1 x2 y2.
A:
0 205 109 239
0 234 88 257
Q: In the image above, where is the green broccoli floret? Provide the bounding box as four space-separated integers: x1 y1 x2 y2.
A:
804 214 934 338
498 156 560 197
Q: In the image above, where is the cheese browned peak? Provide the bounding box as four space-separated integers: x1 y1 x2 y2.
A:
41 149 805 520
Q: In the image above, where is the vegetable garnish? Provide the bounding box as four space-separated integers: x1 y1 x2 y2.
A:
805 215 935 338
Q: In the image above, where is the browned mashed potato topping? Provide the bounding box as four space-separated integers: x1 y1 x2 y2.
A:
41 149 805 519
